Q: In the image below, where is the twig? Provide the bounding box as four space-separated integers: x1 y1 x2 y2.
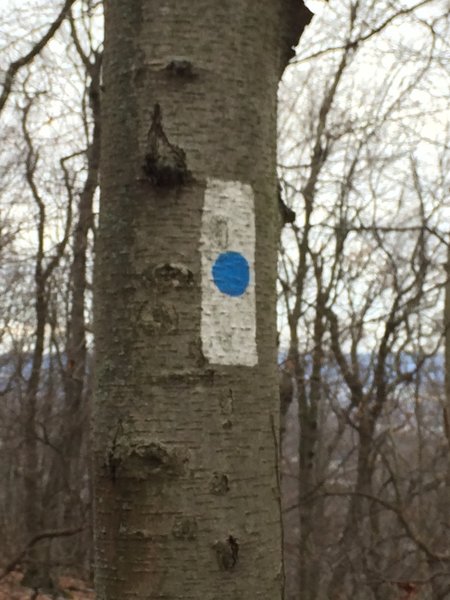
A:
0 0 77 114
0 526 84 580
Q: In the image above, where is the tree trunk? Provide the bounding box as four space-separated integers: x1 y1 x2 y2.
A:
297 277 325 600
60 55 101 568
327 413 376 600
93 1 312 599
445 242 450 454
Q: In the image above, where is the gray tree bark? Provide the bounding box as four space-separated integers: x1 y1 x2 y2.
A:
94 1 311 599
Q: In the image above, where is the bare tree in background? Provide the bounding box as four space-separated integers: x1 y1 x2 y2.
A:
0 0 102 590
278 1 450 598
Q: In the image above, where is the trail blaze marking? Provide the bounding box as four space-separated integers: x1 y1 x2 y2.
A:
212 251 250 297
200 178 257 366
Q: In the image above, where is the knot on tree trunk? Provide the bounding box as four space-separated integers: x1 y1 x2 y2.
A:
105 428 189 481
143 103 191 187
213 535 239 570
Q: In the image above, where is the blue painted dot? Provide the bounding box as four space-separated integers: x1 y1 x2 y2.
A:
212 251 250 297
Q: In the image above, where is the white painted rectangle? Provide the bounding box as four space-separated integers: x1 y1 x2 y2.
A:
200 178 257 366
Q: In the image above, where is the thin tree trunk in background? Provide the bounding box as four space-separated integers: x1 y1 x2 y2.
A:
93 1 312 598
60 54 101 569
22 286 50 590
21 97 72 591
297 263 325 600
22 124 49 590
445 242 450 453
440 241 450 599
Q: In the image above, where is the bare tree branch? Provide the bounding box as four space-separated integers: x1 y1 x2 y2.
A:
0 527 84 580
0 0 77 115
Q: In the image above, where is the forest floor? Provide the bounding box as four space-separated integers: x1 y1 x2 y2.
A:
0 572 94 599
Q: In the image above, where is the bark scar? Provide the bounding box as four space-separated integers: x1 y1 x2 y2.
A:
105 423 188 481
165 58 196 79
153 262 194 288
143 103 190 187
172 516 198 540
105 418 124 482
213 535 239 570
209 472 229 495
